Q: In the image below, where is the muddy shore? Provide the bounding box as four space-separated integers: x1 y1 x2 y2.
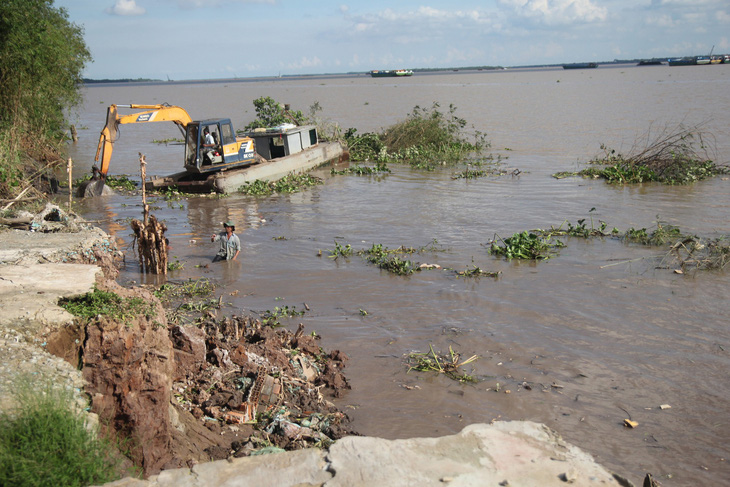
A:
0 205 628 485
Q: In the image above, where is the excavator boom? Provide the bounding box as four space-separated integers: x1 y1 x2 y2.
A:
94 104 194 177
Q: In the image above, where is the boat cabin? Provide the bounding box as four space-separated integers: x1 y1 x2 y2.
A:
245 124 318 160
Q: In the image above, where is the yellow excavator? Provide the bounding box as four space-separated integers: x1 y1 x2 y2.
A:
89 103 257 195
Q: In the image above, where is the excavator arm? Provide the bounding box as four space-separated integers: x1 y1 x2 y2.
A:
94 104 194 177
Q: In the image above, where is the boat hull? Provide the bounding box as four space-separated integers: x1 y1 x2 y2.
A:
145 142 346 194
562 63 598 69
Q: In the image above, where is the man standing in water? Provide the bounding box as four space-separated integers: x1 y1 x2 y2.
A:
211 221 241 261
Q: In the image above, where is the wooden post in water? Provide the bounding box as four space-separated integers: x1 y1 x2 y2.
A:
70 125 78 143
67 158 73 210
130 153 168 274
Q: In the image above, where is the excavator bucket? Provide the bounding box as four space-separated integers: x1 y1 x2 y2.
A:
87 106 120 197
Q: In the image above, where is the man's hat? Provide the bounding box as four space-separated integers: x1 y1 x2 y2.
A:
223 221 235 230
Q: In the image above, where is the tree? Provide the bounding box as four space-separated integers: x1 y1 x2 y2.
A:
0 0 91 136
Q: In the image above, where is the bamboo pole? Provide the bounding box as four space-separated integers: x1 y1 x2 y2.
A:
67 158 73 210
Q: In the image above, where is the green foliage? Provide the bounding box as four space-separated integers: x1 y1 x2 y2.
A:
76 174 137 191
622 222 685 246
262 305 305 327
0 0 91 136
456 266 500 279
238 173 322 195
406 344 478 383
328 241 353 260
0 131 23 194
330 161 391 176
59 288 155 321
344 103 490 169
489 231 564 260
154 278 215 302
360 243 419 275
0 379 124 487
567 126 727 185
243 96 308 130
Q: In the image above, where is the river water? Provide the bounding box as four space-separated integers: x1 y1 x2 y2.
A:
65 65 730 486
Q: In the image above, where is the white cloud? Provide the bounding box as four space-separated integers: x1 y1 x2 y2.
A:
499 0 607 25
105 0 146 16
287 56 323 70
175 0 275 8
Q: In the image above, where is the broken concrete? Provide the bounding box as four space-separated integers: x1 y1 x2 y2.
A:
97 421 622 487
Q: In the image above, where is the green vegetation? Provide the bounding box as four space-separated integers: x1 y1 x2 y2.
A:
262 305 305 327
455 266 500 279
553 125 728 185
328 241 354 260
59 287 155 321
360 243 419 275
0 0 91 200
243 96 308 131
330 161 391 176
75 174 137 192
622 221 684 246
0 378 125 487
155 278 217 325
238 173 322 195
489 231 564 260
344 103 490 170
406 344 478 383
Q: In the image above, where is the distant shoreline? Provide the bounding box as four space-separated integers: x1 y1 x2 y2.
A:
83 59 684 87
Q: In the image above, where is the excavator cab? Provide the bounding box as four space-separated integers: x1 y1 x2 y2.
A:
184 119 256 174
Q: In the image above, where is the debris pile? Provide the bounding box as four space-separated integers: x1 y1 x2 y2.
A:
170 315 353 457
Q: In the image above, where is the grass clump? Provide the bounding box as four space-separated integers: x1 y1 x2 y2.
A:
238 173 322 196
360 243 419 275
344 103 490 169
406 344 478 383
489 231 564 260
0 380 124 487
456 265 500 279
74 174 138 192
330 161 391 176
59 288 155 321
555 124 727 184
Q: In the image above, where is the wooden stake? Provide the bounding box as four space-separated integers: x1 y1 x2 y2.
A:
67 158 73 210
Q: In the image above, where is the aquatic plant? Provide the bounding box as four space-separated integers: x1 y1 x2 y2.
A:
262 305 305 327
555 124 727 184
330 161 391 176
406 344 478 383
489 231 564 260
455 265 500 279
344 103 490 169
238 173 322 195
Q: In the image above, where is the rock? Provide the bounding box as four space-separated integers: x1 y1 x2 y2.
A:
96 421 622 487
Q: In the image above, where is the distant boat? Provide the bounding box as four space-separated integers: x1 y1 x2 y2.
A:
637 60 663 66
562 62 598 70
370 69 413 78
695 56 711 65
668 57 697 66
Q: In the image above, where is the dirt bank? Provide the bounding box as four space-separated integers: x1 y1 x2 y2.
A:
0 205 354 477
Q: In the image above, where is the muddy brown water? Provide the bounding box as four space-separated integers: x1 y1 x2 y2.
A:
64 65 730 486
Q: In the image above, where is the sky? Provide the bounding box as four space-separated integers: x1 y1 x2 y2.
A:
55 0 730 80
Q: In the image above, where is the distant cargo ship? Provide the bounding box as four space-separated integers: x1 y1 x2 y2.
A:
370 69 413 77
562 62 598 70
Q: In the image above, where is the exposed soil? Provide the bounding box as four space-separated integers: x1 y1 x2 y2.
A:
1 208 354 478
67 281 354 476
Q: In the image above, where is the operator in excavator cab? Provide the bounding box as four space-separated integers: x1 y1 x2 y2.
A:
202 127 217 164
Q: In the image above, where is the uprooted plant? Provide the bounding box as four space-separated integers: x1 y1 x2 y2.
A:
406 344 479 383
489 231 565 260
344 103 490 169
238 173 323 195
553 123 728 184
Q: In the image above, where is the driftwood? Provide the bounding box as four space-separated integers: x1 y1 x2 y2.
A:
130 214 168 274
